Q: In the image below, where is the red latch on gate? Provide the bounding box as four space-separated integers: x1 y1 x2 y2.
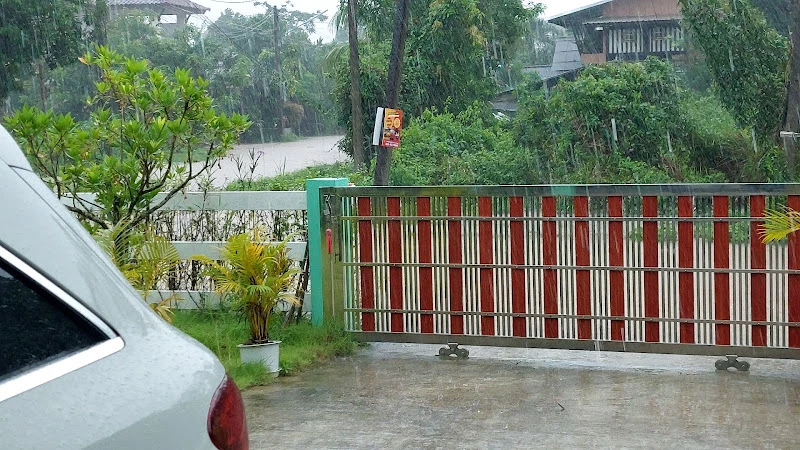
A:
326 228 333 254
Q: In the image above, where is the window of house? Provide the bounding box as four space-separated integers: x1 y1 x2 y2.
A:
0 261 106 382
622 29 637 43
652 27 666 43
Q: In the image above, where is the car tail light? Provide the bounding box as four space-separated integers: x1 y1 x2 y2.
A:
208 373 249 450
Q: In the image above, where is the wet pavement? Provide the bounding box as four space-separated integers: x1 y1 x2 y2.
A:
243 343 800 448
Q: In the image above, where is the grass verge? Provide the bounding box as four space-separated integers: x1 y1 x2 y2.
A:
172 310 359 389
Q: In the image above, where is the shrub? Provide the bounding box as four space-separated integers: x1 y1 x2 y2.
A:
390 103 538 186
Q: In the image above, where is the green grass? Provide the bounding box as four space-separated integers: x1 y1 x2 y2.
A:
225 162 372 191
171 310 359 389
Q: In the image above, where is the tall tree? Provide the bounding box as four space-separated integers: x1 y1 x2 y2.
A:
373 0 411 186
0 0 95 100
781 0 800 176
680 0 788 142
333 0 530 169
347 0 366 167
751 0 793 35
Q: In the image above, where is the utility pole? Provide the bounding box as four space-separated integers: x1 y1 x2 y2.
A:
273 5 284 138
373 0 410 186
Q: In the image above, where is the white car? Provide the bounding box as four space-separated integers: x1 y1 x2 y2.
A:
0 125 248 450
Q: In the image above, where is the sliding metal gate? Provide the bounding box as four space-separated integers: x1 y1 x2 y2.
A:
318 184 800 359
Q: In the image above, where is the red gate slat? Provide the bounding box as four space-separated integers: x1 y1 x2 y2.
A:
789 196 800 348
418 197 434 334
542 196 558 338
357 197 375 332
750 195 767 347
447 197 464 335
478 197 495 336
608 196 624 341
387 197 403 333
713 196 730 346
574 197 591 340
678 196 695 344
509 197 526 337
643 196 659 343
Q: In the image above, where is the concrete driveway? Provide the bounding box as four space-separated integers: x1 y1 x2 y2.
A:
243 343 800 449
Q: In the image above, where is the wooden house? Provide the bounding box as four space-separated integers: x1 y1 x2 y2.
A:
548 0 684 64
107 0 209 34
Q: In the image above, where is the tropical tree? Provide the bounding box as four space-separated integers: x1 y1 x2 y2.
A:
5 47 250 230
346 0 366 167
680 0 789 142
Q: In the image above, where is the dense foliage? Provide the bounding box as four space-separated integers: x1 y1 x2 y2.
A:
513 58 755 184
332 0 533 159
0 0 107 99
680 0 789 142
4 7 338 142
391 104 537 185
6 48 249 230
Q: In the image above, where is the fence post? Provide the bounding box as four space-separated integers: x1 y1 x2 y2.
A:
306 178 349 325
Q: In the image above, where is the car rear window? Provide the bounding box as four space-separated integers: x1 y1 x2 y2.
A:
0 261 107 382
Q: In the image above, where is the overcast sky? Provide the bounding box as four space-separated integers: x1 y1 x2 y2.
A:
192 0 597 40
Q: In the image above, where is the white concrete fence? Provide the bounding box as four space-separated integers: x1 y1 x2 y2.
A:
64 191 309 310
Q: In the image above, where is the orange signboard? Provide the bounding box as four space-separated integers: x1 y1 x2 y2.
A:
380 108 403 148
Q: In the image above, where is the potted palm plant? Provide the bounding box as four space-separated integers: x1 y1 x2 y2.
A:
195 228 298 376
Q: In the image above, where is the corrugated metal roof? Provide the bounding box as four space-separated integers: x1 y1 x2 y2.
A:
550 38 583 73
523 65 558 81
546 0 613 21
586 15 681 24
107 0 209 14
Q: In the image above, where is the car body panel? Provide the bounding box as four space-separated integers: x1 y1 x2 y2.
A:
0 131 226 449
0 126 32 171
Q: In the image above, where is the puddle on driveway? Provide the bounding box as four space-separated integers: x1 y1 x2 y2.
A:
244 344 800 449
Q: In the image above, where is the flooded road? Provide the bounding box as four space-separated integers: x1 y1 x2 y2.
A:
195 135 347 188
243 343 800 448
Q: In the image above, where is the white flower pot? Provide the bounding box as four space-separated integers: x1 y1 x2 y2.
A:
238 341 281 377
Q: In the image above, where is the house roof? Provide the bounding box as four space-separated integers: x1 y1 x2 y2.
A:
522 38 583 82
586 15 682 24
523 65 558 81
549 0 683 27
547 0 613 21
107 0 209 14
551 38 583 73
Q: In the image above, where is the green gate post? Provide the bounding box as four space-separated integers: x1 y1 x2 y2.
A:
306 178 349 325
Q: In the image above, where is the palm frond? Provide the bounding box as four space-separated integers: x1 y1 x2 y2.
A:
760 207 800 243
